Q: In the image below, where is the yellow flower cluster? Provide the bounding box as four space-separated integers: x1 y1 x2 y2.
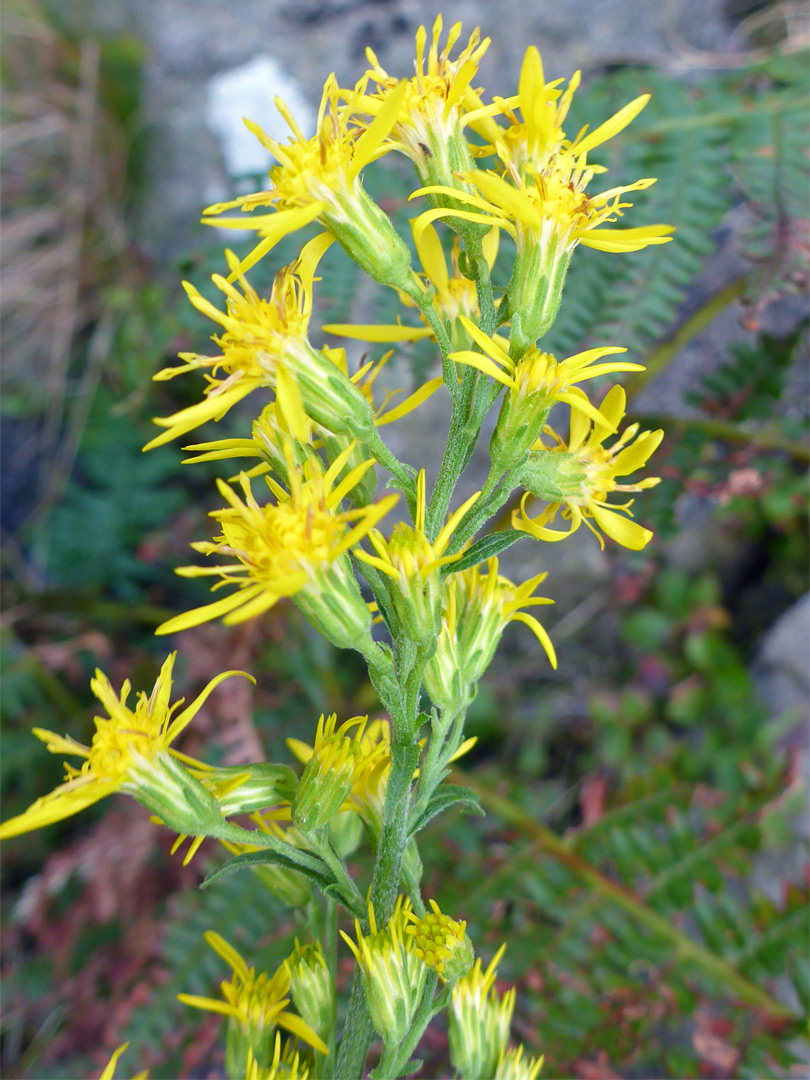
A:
3 15 673 1079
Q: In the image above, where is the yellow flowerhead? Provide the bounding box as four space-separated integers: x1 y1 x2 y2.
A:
411 46 673 347
145 239 378 450
412 42 673 255
289 717 387 824
201 75 413 288
355 470 479 644
496 1045 545 1080
180 346 440 496
359 16 491 179
450 315 642 472
288 718 475 842
513 384 663 550
0 654 252 841
448 944 515 1080
290 714 387 831
424 557 556 710
177 931 327 1077
340 896 429 1049
156 444 396 649
404 898 474 980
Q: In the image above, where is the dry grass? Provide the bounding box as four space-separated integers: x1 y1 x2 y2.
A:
1 3 131 583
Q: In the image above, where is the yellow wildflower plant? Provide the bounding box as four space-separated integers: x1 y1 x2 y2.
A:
97 1043 149 1080
355 469 479 645
341 896 429 1050
201 75 413 288
424 557 556 710
156 443 396 650
404 898 474 980
513 384 663 550
178 931 328 1077
448 944 515 1080
15 19 669 1077
0 654 253 842
496 1045 545 1080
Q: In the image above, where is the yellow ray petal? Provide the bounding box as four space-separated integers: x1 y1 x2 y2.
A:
510 611 557 669
612 429 664 475
322 322 430 343
155 586 264 636
98 1043 129 1080
589 502 653 549
574 94 650 156
376 377 444 425
276 1010 329 1054
351 79 407 178
203 930 251 980
167 670 255 742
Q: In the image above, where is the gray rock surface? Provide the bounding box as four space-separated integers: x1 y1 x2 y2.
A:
753 592 810 723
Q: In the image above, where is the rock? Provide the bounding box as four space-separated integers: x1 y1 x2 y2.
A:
753 592 810 719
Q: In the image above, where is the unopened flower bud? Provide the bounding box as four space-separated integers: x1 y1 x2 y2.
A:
449 944 514 1080
292 716 370 832
341 898 429 1050
287 941 336 1048
508 234 572 354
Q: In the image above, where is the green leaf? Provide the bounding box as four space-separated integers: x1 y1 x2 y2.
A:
409 783 484 835
201 848 334 891
444 530 526 575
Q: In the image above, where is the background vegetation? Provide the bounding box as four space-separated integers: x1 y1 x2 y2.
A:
1 3 808 1078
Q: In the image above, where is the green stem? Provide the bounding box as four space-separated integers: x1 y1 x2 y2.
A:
363 428 417 516
401 280 458 403
423 234 501 541
411 703 468 823
334 668 423 1077
325 898 338 1062
312 833 366 917
369 742 421 919
447 467 518 553
332 971 374 1080
424 400 471 541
